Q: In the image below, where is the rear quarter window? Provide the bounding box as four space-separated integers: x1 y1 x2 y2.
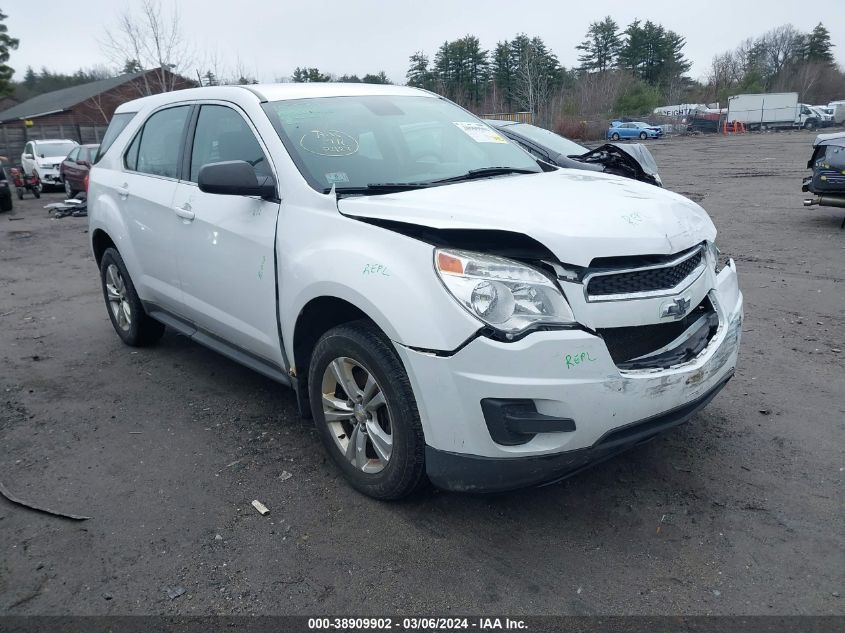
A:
95 112 137 163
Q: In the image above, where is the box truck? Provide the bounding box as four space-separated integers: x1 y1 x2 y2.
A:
727 93 819 130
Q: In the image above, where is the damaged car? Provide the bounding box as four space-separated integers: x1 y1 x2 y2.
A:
89 84 743 499
486 119 662 186
802 131 845 227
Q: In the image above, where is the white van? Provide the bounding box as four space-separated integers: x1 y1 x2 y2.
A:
88 84 742 499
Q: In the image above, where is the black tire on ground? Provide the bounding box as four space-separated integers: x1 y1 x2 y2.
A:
640 131 648 140
32 187 40 199
17 188 23 200
611 132 620 141
308 320 427 500
99 247 165 347
0 195 11 211
64 179 77 197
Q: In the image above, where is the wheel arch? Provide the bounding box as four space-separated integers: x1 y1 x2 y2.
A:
291 295 385 418
92 228 117 266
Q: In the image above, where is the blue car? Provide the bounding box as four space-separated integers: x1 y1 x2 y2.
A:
607 121 662 140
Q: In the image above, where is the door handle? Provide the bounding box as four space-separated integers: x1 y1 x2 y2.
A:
173 202 195 221
117 183 129 199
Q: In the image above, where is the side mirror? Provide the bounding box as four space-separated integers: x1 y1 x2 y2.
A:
24 153 34 159
197 160 276 199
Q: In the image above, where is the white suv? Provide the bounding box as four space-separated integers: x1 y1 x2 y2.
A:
89 84 743 499
21 139 79 188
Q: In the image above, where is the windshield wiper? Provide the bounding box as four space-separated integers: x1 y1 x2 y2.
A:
331 182 433 196
429 166 538 184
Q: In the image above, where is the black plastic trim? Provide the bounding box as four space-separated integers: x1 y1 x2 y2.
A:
425 371 733 493
481 398 576 446
143 302 291 386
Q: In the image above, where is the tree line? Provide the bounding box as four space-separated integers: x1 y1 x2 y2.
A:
0 1 841 138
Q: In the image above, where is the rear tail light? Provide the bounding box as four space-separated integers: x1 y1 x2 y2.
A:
84 173 89 193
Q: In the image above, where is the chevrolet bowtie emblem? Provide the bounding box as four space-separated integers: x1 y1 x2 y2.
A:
661 296 691 320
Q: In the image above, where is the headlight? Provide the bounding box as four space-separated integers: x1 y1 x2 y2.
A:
707 241 729 274
435 248 576 335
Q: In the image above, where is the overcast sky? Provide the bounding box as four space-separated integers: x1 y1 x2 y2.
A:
5 0 845 86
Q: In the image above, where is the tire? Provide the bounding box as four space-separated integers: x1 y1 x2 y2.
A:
16 188 23 200
33 187 40 199
0 195 11 212
639 131 648 140
99 247 165 347
804 119 816 130
611 132 620 141
64 178 77 198
308 320 426 500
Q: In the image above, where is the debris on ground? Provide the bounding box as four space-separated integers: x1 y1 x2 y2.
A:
44 193 87 219
165 586 186 600
759 409 771 415
279 470 293 481
251 500 270 516
0 480 91 520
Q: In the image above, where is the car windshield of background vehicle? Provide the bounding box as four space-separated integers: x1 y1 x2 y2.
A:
263 95 541 193
37 142 77 157
508 123 588 157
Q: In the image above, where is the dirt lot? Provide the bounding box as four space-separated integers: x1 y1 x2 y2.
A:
1 131 843 616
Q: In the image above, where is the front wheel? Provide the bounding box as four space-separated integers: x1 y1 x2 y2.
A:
639 131 648 140
99 248 165 346
308 321 426 500
611 132 620 141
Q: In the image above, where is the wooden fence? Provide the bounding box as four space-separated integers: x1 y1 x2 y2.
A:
0 123 108 164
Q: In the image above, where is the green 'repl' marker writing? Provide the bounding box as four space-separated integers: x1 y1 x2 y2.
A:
565 351 597 369
362 263 390 277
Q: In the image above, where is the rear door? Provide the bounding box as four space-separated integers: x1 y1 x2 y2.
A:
170 103 283 365
121 104 193 309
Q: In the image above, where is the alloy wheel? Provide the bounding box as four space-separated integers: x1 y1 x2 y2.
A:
320 356 393 473
105 264 132 331
64 179 72 197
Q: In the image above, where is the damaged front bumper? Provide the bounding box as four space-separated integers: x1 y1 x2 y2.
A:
394 262 742 493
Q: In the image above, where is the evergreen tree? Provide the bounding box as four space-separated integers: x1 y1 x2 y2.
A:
806 23 834 63
492 41 515 108
0 9 20 96
576 16 621 72
122 59 143 74
292 67 330 83
23 65 36 89
362 71 391 84
406 51 432 90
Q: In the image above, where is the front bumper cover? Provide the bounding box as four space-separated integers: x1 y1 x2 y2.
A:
426 371 732 492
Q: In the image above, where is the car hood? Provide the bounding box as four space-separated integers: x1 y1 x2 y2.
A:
338 170 715 267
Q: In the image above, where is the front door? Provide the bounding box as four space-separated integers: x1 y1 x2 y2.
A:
171 103 283 366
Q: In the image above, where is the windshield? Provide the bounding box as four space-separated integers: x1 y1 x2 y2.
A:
263 95 541 192
507 123 587 157
36 142 77 157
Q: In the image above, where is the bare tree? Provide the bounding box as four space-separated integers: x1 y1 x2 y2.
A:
102 0 193 95
513 46 552 125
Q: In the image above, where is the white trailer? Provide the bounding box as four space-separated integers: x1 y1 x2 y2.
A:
828 101 845 124
727 93 819 130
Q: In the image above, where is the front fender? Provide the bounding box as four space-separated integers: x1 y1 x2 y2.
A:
278 215 481 356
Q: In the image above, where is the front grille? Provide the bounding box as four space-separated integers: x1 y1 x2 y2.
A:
598 297 718 369
586 248 703 298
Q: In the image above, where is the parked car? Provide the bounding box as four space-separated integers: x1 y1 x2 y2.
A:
21 139 79 190
486 119 662 186
607 121 662 140
802 131 845 227
60 144 99 197
809 105 834 128
0 164 13 211
89 84 743 499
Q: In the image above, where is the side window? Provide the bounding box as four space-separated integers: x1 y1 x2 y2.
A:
127 106 190 178
67 148 79 162
24 142 32 155
189 105 270 183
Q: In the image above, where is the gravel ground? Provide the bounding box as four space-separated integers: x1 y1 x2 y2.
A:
0 130 843 616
